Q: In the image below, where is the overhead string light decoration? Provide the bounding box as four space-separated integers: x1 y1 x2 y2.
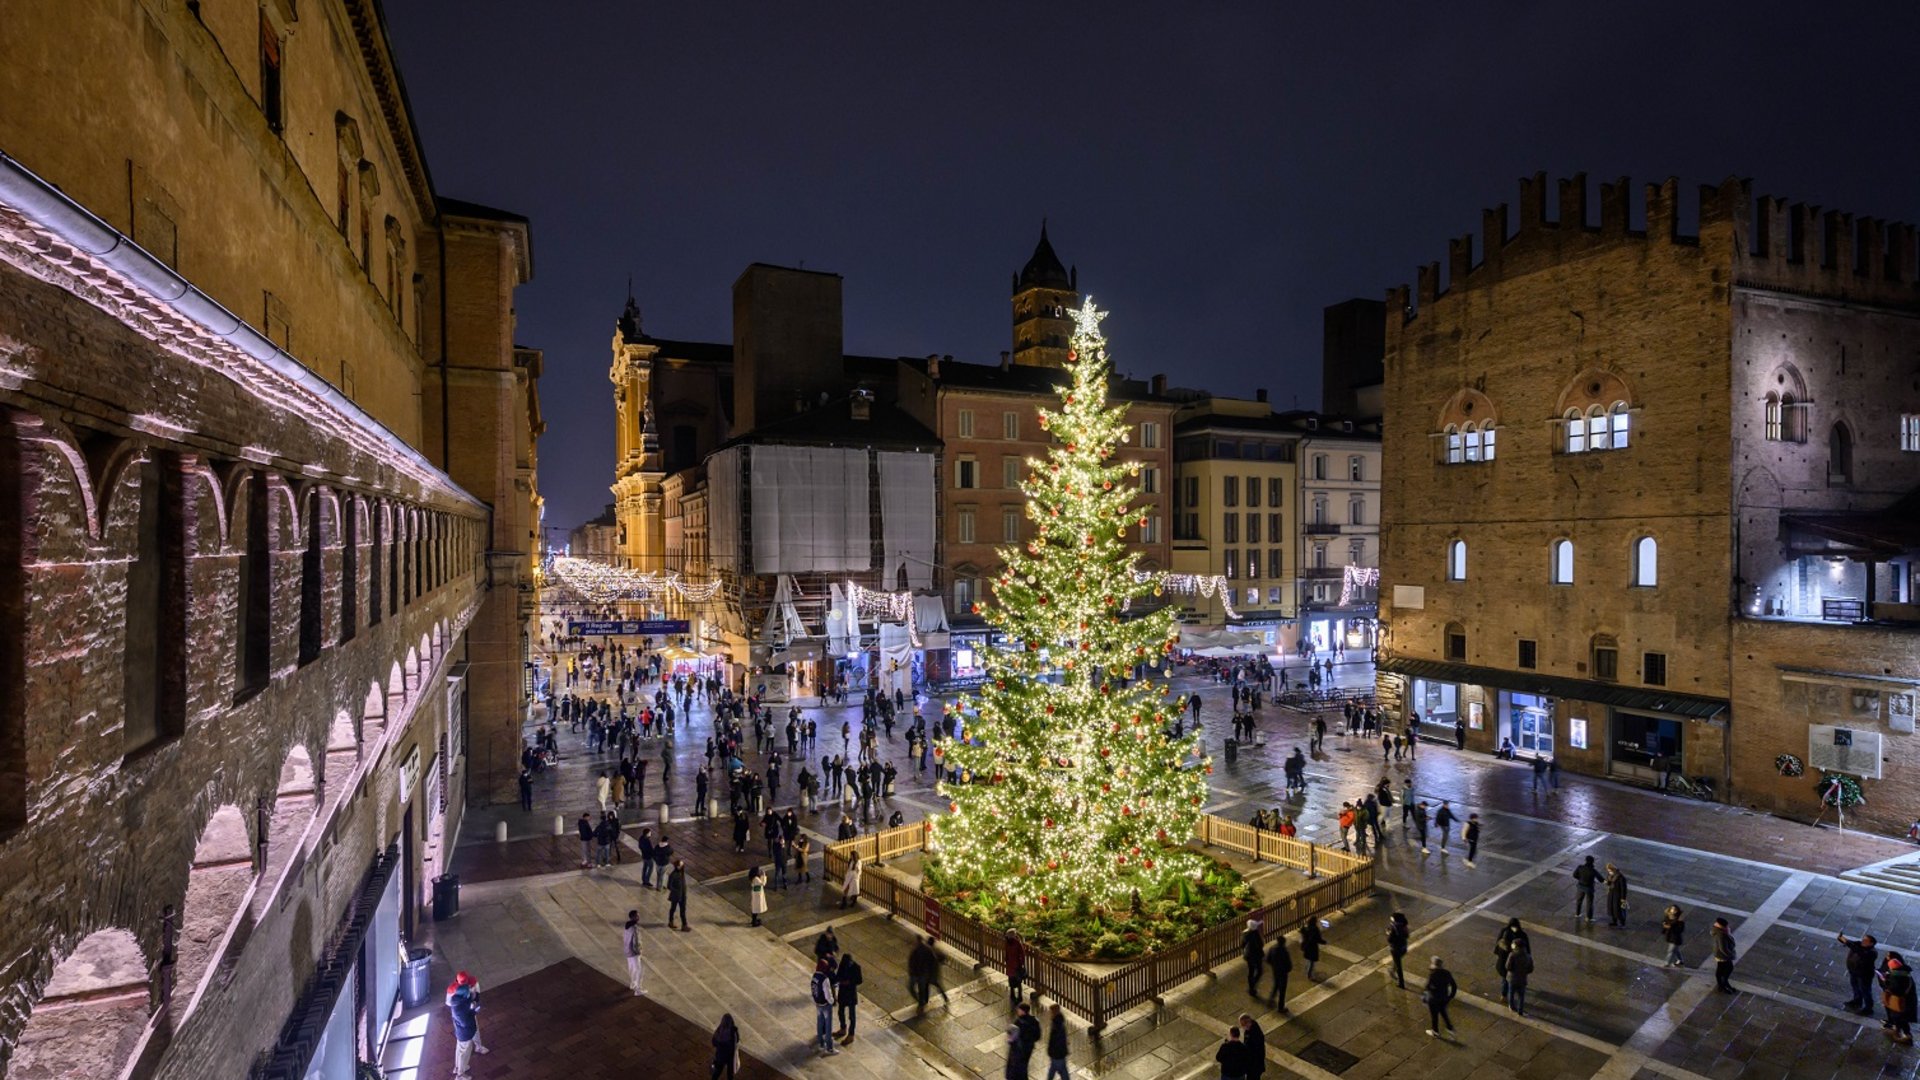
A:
1340 565 1380 607
543 555 724 605
1131 571 1241 619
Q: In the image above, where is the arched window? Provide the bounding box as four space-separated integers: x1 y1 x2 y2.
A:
1609 402 1630 448
1558 369 1634 454
1550 539 1574 585
1829 422 1853 486
1445 424 1462 464
1482 425 1497 460
1444 621 1467 661
1633 536 1658 587
1565 408 1587 453
1764 393 1783 441
1446 539 1467 581
1436 388 1499 467
1586 406 1609 452
1462 423 1482 462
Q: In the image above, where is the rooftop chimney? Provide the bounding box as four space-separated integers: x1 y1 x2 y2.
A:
1255 388 1268 403
1000 350 1012 371
1150 373 1167 395
850 388 872 421
926 353 940 378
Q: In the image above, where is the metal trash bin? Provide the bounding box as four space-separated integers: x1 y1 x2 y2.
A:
432 874 461 921
400 947 434 1008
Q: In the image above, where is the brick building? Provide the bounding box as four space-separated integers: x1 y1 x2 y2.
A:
0 2 538 1077
1376 172 1919 831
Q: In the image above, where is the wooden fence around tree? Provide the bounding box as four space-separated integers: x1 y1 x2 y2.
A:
823 815 1373 1031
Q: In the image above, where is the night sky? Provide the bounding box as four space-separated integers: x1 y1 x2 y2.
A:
381 1 1919 533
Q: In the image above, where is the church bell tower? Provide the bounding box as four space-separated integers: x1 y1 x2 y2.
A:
1010 222 1080 368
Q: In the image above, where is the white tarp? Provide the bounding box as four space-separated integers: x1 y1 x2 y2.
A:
878 622 915 697
759 574 808 645
751 446 871 574
827 583 854 657
878 451 936 590
913 594 949 634
708 446 742 573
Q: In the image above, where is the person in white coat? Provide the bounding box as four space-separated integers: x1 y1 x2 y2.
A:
748 865 769 927
596 771 612 813
840 850 864 910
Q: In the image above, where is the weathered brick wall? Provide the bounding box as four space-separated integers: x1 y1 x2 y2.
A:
0 252 485 1073
1730 618 1916 834
1380 179 1737 724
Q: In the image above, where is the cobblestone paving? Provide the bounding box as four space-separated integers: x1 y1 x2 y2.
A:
409 646 1920 1079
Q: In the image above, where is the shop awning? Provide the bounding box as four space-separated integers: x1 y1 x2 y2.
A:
1378 656 1729 720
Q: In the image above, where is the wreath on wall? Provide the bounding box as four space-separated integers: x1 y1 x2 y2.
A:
1774 753 1804 777
1818 771 1866 808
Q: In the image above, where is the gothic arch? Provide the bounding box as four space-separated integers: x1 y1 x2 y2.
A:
1554 366 1636 416
11 413 103 546
1435 386 1500 430
11 929 151 1080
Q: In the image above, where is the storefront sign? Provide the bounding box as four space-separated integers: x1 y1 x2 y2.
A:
398 745 420 806
569 619 691 636
923 898 941 940
1467 701 1484 730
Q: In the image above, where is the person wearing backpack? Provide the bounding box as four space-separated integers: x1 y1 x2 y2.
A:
1504 936 1533 1015
1880 952 1917 1044
809 958 839 1055
1571 855 1600 922
1422 957 1458 1039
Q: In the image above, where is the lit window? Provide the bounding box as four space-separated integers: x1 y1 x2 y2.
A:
1246 588 1259 606
1447 539 1466 581
1587 407 1609 452
1566 409 1587 453
1267 586 1283 604
1551 539 1574 585
1224 549 1238 579
1445 424 1462 463
1902 414 1920 452
1483 426 1497 460
956 410 975 438
1765 394 1783 441
1349 456 1364 481
1462 424 1481 462
1610 403 1630 448
1633 536 1657 587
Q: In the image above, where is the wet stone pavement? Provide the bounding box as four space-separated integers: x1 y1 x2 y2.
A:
408 646 1920 1079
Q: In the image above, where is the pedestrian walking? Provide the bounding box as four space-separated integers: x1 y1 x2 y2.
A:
1881 953 1916 1044
1007 1002 1042 1078
815 925 840 963
747 865 768 927
1661 905 1685 966
1433 801 1454 854
622 910 644 994
792 833 812 883
445 971 489 1078
1604 863 1630 927
667 858 689 930
1299 920 1323 979
577 812 595 868
1006 928 1029 1003
597 770 612 812
834 952 863 1044
710 1013 741 1079
1711 917 1737 992
1400 780 1415 825
1214 1025 1252 1080
1423 957 1458 1038
517 767 533 811
1413 801 1430 854
810 957 839 1055
1242 918 1265 995
1572 855 1599 922
1265 932 1292 1013
1530 755 1548 791
1840 932 1879 1013
1045 1003 1071 1080
1386 912 1410 988
1238 1013 1266 1080
638 827 657 885
840 849 863 909
1464 813 1480 867
909 934 950 1012
1503 934 1532 1015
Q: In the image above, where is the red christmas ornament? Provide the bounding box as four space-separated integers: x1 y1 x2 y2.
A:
1116 855 1127 865
1204 765 1214 775
970 603 981 614
1044 817 1055 828
948 802 959 813
1102 481 1112 490
1063 659 1075 670
1144 858 1155 869
1099 747 1111 758
1048 859 1059 870
1121 805 1133 817
1038 895 1048 906
1101 783 1111 793
1130 846 1140 855
1045 704 1055 714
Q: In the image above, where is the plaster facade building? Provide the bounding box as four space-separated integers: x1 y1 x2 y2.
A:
1376 172 1920 832
1170 398 1299 634
1296 417 1382 654
0 1 538 1077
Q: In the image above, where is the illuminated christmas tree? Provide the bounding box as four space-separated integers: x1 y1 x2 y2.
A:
932 300 1210 913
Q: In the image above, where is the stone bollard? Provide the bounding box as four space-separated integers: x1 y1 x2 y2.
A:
659 802 670 824
708 796 720 818
553 814 565 837
496 820 509 842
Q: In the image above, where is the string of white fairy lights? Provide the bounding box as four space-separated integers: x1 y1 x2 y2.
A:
545 553 1243 622
1340 565 1380 607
